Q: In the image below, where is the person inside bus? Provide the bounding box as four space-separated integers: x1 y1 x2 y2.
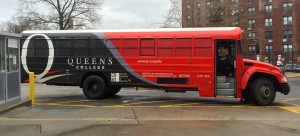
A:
226 45 235 77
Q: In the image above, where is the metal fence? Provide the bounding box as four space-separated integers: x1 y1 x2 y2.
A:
245 52 300 70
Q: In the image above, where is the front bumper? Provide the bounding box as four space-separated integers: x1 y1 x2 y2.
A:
280 84 291 95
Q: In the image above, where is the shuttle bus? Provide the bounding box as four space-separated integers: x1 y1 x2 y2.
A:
20 27 290 105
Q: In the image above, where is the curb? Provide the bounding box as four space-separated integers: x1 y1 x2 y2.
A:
0 99 32 115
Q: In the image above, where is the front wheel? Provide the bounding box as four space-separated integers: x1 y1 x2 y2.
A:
82 75 108 99
250 78 276 106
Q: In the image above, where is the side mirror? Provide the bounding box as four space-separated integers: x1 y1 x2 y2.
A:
255 43 260 54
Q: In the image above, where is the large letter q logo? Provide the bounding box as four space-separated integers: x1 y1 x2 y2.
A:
21 34 54 82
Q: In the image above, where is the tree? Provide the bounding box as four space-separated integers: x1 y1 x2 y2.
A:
161 0 182 28
0 15 49 33
18 0 103 30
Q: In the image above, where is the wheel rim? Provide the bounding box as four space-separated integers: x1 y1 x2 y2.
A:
89 81 101 95
260 85 271 99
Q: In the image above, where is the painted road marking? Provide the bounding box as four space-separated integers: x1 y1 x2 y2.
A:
159 103 201 108
279 106 300 114
35 103 97 108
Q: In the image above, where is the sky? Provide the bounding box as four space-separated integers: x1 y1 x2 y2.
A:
0 0 171 29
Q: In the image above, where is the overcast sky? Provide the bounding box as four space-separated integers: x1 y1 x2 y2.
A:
0 0 170 29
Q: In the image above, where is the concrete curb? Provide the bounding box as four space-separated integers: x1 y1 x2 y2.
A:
0 99 32 115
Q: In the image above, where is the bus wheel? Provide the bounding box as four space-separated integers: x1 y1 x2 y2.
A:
82 75 108 99
108 87 121 97
251 78 276 106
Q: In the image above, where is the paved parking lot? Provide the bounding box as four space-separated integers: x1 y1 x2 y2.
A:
0 78 299 136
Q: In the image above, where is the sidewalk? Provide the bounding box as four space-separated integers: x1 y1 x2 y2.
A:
286 72 300 78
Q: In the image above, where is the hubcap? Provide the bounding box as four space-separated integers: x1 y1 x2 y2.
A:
90 82 100 94
260 85 271 99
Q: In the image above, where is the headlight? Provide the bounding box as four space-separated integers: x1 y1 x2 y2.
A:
281 77 288 83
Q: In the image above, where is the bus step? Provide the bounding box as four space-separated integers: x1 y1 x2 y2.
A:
216 89 235 96
217 76 227 83
217 83 231 89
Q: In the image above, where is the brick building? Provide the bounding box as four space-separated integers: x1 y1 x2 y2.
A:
182 0 300 66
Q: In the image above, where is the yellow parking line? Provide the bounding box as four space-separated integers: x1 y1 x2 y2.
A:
35 103 97 108
103 101 166 108
159 103 200 108
279 106 300 114
53 100 100 104
281 98 300 102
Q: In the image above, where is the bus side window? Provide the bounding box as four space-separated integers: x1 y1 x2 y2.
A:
22 39 35 56
157 38 173 57
74 39 89 56
108 39 122 56
36 39 49 57
176 38 192 57
90 39 105 57
123 38 138 57
54 39 73 56
194 38 212 57
140 38 155 56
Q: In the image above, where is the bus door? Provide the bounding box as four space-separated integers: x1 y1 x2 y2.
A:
215 40 236 96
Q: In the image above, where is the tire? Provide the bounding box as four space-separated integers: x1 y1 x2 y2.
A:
82 75 108 99
107 87 121 97
250 78 276 106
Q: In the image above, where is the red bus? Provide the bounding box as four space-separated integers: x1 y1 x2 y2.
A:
20 27 290 105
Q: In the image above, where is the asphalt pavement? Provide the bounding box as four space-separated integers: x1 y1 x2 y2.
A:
0 78 299 136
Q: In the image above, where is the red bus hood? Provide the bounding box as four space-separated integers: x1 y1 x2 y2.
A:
243 59 281 72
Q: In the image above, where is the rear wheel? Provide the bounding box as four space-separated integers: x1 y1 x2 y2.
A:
82 75 108 99
250 78 276 106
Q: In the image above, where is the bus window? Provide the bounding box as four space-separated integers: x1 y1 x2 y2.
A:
22 39 35 56
36 39 49 57
176 38 192 57
194 38 212 57
157 38 173 57
140 38 155 56
123 39 138 57
90 39 105 57
54 39 73 56
74 39 89 56
109 39 122 55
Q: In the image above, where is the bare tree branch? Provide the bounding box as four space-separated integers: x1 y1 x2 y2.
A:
16 0 103 30
161 0 182 28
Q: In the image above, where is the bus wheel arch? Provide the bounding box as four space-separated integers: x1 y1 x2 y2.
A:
245 73 280 106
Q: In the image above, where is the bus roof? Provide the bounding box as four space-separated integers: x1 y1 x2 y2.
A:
22 27 243 39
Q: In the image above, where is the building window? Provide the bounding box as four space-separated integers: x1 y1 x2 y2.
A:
265 18 272 27
197 3 201 9
207 1 212 8
283 3 292 12
232 0 238 4
248 7 255 15
265 5 272 14
248 19 255 29
248 32 256 39
197 14 200 20
265 45 272 53
283 44 292 53
248 45 256 54
265 31 273 40
283 30 292 39
266 0 272 3
187 15 191 20
283 16 292 25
